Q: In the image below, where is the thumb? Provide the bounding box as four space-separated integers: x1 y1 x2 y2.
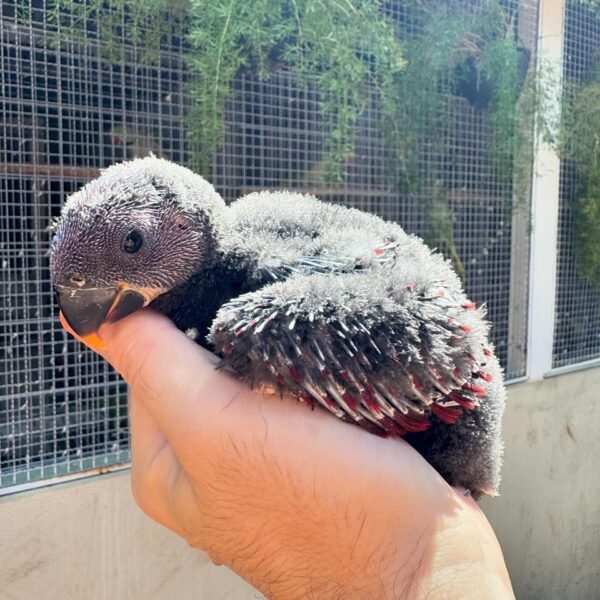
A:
102 309 219 394
61 309 231 442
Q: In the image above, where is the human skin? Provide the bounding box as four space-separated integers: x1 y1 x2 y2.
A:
62 309 514 599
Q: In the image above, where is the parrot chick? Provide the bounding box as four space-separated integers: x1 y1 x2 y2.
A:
50 156 506 497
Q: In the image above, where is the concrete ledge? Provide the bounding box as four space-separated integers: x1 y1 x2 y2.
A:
0 471 258 600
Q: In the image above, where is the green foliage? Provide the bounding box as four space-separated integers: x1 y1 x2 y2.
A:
44 0 556 278
48 0 189 63
46 0 535 184
186 0 404 177
385 0 544 278
280 1 405 181
389 0 532 187
425 184 466 281
562 81 600 178
573 183 600 286
48 0 404 178
480 37 521 171
562 81 600 287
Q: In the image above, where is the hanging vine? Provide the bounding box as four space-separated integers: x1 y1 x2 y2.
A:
47 0 405 178
41 0 558 278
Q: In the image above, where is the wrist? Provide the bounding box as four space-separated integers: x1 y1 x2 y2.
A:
196 472 513 600
237 492 512 600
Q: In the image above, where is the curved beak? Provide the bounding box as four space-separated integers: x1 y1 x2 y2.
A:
56 284 159 338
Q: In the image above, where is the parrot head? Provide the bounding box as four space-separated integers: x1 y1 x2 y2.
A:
50 157 225 346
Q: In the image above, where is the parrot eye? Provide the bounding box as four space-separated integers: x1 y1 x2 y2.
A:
123 230 144 254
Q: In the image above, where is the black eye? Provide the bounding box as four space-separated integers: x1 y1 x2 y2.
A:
123 230 143 254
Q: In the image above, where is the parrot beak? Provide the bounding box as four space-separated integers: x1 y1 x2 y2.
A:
56 283 160 338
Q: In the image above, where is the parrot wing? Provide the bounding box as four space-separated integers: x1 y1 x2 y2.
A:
209 266 494 438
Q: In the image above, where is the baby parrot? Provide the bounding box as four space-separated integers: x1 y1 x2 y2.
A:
50 157 505 497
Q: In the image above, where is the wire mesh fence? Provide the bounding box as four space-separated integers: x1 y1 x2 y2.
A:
0 0 189 487
0 0 558 491
553 0 600 368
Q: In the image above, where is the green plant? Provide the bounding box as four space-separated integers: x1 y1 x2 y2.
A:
425 183 466 281
573 181 600 286
562 81 600 175
46 0 190 63
42 0 553 279
386 0 530 185
48 0 405 179
562 80 600 287
378 0 541 279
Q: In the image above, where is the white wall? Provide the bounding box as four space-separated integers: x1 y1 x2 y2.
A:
0 473 258 600
483 367 600 599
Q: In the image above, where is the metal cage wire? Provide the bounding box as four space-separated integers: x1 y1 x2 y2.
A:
0 0 189 488
0 0 582 492
553 0 600 368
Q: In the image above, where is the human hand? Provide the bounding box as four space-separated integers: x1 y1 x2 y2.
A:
62 309 514 599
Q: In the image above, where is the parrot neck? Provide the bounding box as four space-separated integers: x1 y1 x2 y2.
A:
150 253 256 350
151 212 264 348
